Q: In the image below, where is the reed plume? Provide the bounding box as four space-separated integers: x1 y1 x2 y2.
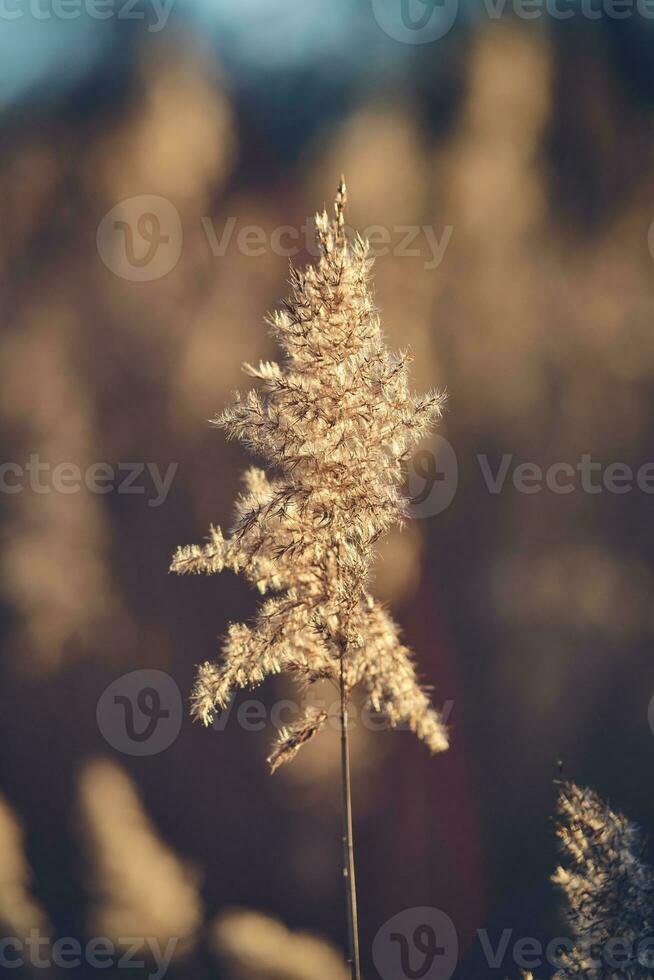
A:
212 908 349 980
552 781 654 978
171 179 447 761
171 179 449 980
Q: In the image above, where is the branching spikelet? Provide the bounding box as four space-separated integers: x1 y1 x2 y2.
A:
267 708 329 773
171 179 449 769
553 782 654 978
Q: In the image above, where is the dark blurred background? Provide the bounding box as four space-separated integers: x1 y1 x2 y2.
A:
2 2 654 978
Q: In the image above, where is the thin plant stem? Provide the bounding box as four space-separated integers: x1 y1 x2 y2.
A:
340 652 362 980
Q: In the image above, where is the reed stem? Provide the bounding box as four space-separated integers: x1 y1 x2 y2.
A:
340 654 362 980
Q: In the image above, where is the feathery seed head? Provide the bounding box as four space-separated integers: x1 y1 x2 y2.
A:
553 782 654 979
170 181 449 770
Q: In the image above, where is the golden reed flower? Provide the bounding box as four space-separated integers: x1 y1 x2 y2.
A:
552 782 654 979
171 180 449 770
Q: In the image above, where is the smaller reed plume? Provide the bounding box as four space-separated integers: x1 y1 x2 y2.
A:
552 781 654 979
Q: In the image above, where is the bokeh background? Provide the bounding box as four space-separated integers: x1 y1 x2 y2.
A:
2 2 654 978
